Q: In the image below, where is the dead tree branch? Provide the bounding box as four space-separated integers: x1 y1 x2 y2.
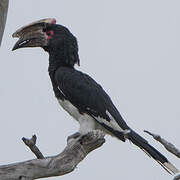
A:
144 130 180 158
22 135 44 159
0 0 9 46
0 130 105 180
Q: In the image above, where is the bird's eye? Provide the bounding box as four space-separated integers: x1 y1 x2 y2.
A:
46 31 51 36
45 30 54 39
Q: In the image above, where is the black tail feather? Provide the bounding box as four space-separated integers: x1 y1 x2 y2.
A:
127 129 179 174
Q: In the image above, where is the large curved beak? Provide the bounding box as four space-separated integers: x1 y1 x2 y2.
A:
12 18 56 51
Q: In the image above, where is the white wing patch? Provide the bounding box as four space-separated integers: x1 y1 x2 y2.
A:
95 110 124 132
106 110 125 132
58 86 66 97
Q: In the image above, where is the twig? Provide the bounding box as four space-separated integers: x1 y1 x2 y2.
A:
144 130 180 158
22 135 44 159
0 130 105 180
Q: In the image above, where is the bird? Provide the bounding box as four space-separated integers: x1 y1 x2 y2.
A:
12 18 179 175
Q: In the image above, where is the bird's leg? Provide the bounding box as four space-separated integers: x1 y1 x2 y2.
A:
67 132 81 143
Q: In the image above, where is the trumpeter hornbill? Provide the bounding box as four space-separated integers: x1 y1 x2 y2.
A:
12 18 179 175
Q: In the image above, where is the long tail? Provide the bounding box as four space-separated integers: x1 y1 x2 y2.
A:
127 129 179 175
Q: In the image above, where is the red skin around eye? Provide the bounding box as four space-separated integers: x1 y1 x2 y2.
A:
47 30 54 39
46 30 54 40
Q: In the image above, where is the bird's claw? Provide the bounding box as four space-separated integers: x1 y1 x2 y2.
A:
67 132 81 143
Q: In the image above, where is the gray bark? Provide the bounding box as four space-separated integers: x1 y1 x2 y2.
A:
0 0 9 46
22 135 44 159
0 130 105 180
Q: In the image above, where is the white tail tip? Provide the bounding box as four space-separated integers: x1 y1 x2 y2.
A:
163 162 179 175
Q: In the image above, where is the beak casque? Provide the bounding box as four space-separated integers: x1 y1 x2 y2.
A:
12 18 56 51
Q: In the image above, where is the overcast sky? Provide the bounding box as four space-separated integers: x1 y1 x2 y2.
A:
1 0 180 179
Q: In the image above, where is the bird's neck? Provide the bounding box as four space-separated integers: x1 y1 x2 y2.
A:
48 53 74 73
48 53 74 99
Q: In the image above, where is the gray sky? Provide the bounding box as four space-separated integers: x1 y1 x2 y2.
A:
1 0 180 179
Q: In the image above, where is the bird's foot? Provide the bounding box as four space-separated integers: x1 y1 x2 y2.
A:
67 132 81 143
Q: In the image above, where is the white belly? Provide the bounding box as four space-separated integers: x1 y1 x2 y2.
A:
57 98 97 134
58 98 81 120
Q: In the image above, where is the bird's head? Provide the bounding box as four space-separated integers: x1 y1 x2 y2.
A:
12 18 80 67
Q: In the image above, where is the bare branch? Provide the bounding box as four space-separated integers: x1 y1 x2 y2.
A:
144 130 180 158
22 135 44 159
0 130 105 180
0 0 9 46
